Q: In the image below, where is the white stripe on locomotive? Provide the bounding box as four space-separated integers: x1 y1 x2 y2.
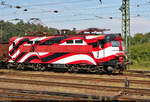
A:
92 47 120 59
52 54 96 65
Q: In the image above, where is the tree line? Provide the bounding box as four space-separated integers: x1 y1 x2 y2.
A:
0 20 150 64
0 20 58 41
129 32 150 64
0 20 76 41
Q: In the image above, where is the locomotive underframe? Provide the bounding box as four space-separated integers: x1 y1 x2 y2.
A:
7 58 127 73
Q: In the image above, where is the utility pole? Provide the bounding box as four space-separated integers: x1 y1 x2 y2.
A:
121 0 130 52
99 0 130 51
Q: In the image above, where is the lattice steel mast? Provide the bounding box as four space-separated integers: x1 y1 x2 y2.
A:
100 0 130 51
121 0 130 52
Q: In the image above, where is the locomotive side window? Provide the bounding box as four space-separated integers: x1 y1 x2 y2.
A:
35 41 41 44
88 42 98 48
13 42 15 47
43 40 54 45
99 40 104 48
28 41 33 44
75 40 83 43
112 41 120 47
66 40 73 44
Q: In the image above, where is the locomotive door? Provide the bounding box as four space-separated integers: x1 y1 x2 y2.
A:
97 40 105 59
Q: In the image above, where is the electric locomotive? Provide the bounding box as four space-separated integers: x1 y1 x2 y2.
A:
8 32 127 73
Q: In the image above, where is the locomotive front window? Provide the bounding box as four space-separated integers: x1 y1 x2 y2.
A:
121 41 125 50
66 40 73 44
75 40 83 43
112 41 120 47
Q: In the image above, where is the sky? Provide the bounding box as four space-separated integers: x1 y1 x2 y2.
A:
0 0 150 36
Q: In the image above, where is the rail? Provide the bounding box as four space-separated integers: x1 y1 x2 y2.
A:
0 78 150 96
1 71 150 85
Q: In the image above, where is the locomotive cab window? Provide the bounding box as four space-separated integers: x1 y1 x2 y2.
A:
66 40 73 44
75 40 83 43
112 41 120 47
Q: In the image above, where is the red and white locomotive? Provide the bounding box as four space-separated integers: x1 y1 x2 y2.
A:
8 32 127 73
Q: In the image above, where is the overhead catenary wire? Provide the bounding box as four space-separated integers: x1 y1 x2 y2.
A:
1 0 150 15
1 0 150 9
20 0 97 7
0 0 150 27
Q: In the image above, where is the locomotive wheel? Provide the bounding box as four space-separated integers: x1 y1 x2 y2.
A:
68 67 74 73
32 64 39 71
72 66 78 73
21 64 24 70
68 65 78 73
33 64 46 71
7 63 11 69
90 68 97 73
39 65 46 71
105 66 115 74
17 64 24 70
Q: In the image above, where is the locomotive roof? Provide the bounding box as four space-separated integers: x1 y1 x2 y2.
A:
10 33 122 41
11 33 121 38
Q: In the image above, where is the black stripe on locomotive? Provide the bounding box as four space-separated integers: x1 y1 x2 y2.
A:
10 38 29 55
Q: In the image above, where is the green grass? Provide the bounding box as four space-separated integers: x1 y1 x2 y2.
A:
129 63 150 71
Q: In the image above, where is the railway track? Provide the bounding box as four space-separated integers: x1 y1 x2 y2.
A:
0 77 150 97
124 70 150 78
127 70 150 74
0 71 150 100
123 73 150 78
1 67 150 78
0 71 150 86
0 87 148 101
0 87 105 101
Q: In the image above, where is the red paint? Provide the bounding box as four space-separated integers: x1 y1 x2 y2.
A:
21 45 93 53
9 34 126 65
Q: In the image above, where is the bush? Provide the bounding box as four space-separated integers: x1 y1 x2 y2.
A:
129 42 150 64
